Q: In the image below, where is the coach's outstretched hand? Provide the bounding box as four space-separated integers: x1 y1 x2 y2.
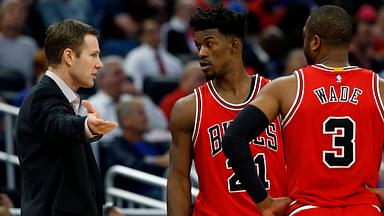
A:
258 195 292 216
83 100 118 135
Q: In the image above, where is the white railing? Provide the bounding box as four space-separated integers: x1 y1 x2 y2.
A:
0 102 19 190
0 102 202 216
105 165 199 214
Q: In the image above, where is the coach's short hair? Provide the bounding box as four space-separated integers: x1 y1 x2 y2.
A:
44 19 98 66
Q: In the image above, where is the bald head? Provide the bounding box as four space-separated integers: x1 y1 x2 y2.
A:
306 5 352 47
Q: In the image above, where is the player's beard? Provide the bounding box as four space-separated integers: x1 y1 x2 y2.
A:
204 72 215 81
304 50 315 65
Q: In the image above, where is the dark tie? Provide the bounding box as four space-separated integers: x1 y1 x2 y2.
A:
155 51 166 75
71 96 80 115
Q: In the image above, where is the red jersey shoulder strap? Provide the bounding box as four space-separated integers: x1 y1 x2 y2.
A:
282 69 304 128
192 87 203 145
372 73 384 123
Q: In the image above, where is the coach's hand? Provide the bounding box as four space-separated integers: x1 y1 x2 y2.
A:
83 100 118 135
259 195 292 216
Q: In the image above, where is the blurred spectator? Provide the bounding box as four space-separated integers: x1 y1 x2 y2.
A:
123 18 183 91
247 0 286 31
84 55 168 143
84 55 127 143
37 0 96 29
284 48 307 75
372 5 384 70
355 3 377 23
0 0 38 86
13 48 47 106
278 4 310 52
100 0 166 40
243 11 269 76
22 0 45 47
98 0 140 57
259 25 286 78
161 0 197 63
107 98 169 199
159 61 205 122
349 4 378 70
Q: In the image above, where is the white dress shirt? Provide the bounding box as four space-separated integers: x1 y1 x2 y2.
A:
45 70 94 138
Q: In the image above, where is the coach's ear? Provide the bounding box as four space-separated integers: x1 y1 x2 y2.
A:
62 48 75 66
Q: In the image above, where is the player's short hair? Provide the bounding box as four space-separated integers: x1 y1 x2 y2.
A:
306 5 352 47
189 5 247 42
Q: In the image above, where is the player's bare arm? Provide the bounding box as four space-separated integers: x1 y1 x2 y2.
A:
250 74 297 121
167 94 196 216
223 75 296 215
367 77 384 204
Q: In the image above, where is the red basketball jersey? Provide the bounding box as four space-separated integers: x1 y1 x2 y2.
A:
283 64 384 207
192 75 287 216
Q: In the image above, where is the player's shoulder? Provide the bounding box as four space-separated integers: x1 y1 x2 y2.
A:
261 74 297 91
170 92 196 129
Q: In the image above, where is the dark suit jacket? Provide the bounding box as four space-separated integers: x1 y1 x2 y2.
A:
16 75 103 216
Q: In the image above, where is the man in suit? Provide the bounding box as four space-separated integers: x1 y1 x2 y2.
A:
16 19 117 216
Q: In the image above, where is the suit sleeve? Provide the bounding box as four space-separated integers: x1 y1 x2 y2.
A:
31 93 88 144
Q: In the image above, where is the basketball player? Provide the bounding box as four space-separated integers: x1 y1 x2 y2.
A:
166 6 290 216
223 5 384 215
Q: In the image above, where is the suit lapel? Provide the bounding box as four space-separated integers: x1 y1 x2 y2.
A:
40 75 76 115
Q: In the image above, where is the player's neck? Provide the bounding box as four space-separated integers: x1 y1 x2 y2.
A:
316 48 350 68
213 71 252 103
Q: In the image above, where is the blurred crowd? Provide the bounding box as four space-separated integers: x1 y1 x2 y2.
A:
1 0 384 209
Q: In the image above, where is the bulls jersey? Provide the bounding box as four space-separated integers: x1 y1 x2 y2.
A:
283 64 384 207
192 75 287 216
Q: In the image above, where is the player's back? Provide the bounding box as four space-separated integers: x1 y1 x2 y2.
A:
283 64 384 207
192 75 287 216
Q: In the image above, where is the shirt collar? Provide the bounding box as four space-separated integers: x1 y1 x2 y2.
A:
45 70 79 105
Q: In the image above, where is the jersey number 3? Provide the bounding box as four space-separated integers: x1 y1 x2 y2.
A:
322 117 356 168
226 153 270 192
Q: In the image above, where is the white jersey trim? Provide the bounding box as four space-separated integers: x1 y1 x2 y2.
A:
288 204 319 216
372 205 381 213
282 70 304 128
207 75 259 111
373 73 384 123
192 88 203 147
312 64 360 72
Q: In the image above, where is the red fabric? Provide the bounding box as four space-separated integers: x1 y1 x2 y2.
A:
283 64 384 208
287 203 381 216
192 75 287 216
159 88 188 122
247 0 285 30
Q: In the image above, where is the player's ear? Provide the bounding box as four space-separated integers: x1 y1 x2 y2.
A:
231 38 240 53
311 35 321 52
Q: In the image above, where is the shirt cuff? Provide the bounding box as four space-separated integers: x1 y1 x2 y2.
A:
84 117 98 139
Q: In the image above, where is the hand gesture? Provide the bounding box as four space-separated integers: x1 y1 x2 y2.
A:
82 100 118 135
259 196 292 216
